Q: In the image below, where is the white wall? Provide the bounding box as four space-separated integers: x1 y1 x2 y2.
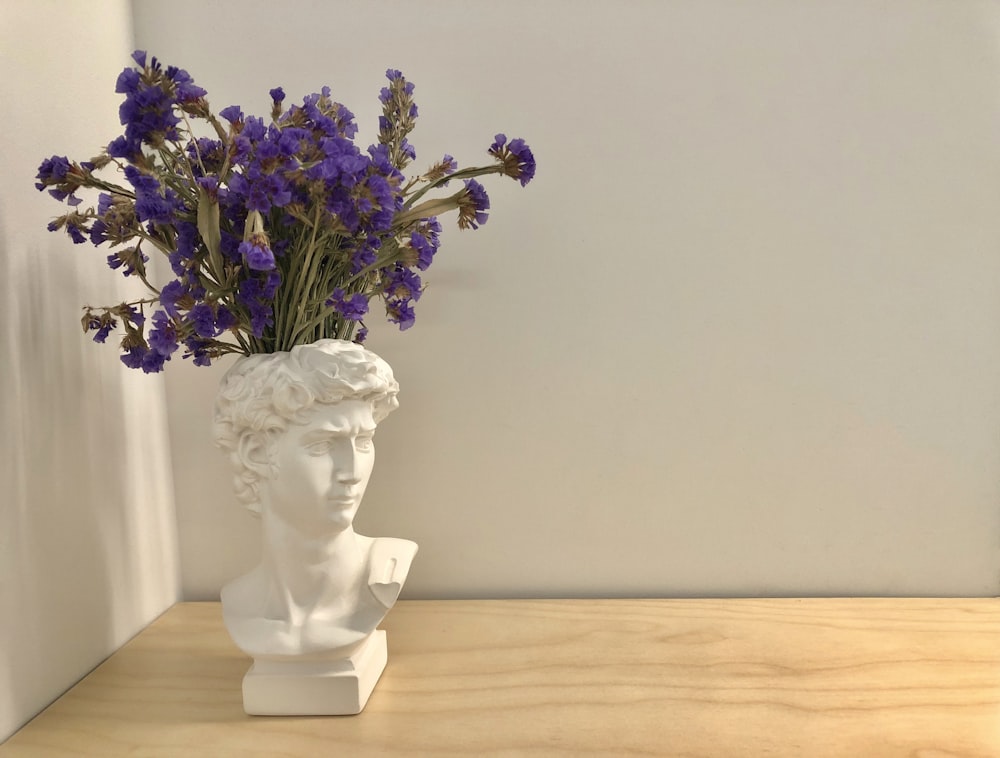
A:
133 0 1000 600
0 0 180 742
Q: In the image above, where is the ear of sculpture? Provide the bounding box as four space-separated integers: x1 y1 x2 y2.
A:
238 433 277 481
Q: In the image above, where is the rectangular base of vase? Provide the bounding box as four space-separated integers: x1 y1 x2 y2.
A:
241 630 388 716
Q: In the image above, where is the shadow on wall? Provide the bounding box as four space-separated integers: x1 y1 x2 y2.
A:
0 201 177 740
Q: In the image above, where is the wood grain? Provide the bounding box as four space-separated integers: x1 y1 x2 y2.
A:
2 599 999 757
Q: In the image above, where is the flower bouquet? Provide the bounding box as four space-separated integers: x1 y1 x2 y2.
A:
35 51 535 372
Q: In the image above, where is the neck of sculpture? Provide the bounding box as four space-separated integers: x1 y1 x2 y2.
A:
260 513 366 627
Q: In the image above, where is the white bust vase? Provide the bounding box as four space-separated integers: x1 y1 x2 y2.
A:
214 339 417 715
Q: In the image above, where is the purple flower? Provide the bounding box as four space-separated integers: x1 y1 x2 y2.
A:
120 345 147 370
187 303 217 338
106 135 133 160
327 288 369 320
243 116 267 141
220 105 244 124
166 66 206 103
507 139 536 185
276 128 306 156
123 165 181 224
410 220 440 270
114 55 187 150
489 134 536 186
124 165 160 194
239 233 275 271
188 138 226 175
196 175 219 199
410 232 434 270
174 220 199 258
386 298 416 331
34 155 71 189
184 336 214 366
159 279 187 319
115 67 140 95
97 193 114 215
141 350 167 373
349 236 380 274
383 266 422 302
215 305 238 333
90 318 116 344
457 179 490 229
105 246 148 277
237 275 277 338
36 53 539 372
262 270 281 298
379 69 413 107
248 303 273 338
148 311 179 357
35 156 85 208
65 223 87 244
135 192 179 224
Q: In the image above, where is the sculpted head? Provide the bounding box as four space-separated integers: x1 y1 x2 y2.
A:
213 340 399 516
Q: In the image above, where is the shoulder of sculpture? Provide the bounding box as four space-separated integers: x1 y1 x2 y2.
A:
370 536 418 562
220 567 266 614
364 537 418 609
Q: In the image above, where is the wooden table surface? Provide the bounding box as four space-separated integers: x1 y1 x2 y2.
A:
2 599 999 757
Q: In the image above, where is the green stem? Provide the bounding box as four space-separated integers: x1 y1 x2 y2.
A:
289 299 346 345
392 195 463 229
340 240 405 288
231 330 252 355
279 206 325 349
403 164 504 209
81 176 136 200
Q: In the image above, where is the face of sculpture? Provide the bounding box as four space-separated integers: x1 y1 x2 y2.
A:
262 399 377 533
